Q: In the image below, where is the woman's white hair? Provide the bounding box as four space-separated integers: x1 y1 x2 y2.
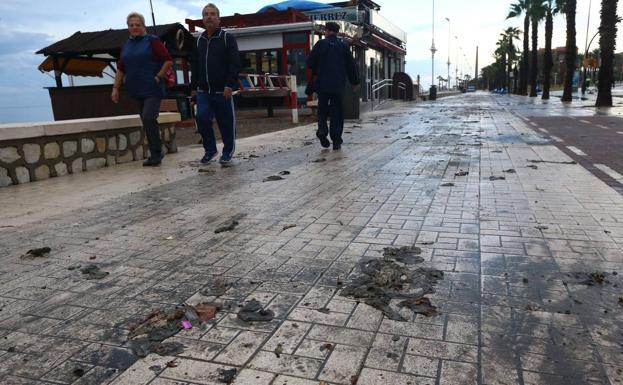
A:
126 12 146 26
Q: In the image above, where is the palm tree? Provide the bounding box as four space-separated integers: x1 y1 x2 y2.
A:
495 37 509 90
529 1 546 97
508 0 531 95
558 0 577 102
541 0 561 99
596 0 621 107
502 27 521 92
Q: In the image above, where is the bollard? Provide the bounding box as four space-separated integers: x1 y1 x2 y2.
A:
289 75 298 124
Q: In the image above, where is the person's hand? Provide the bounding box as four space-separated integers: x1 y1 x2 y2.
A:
111 87 119 103
154 76 161 84
190 90 197 104
224 87 232 100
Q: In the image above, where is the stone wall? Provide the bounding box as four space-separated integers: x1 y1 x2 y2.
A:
0 114 179 187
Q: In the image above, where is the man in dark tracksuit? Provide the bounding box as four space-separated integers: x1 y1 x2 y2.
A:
307 22 359 150
191 3 240 165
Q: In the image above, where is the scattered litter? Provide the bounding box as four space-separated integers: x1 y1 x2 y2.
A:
67 265 81 271
198 168 214 173
503 169 516 173
526 164 538 169
215 220 239 234
249 154 260 158
339 251 443 321
303 141 314 146
148 365 162 373
194 303 221 322
402 136 412 139
384 135 391 138
566 272 610 286
492 150 503 153
488 176 506 181
73 368 85 377
163 236 174 240
311 158 327 163
337 220 344 226
441 182 455 187
392 335 400 342
316 307 330 314
320 343 334 352
527 159 577 165
263 175 284 182
535 225 549 230
336 276 343 286
279 171 291 175
89 256 97 260
200 279 232 297
220 368 237 384
181 320 192 329
20 247 51 259
522 278 529 284
383 246 423 265
237 299 274 322
80 265 109 280
455 170 469 176
398 297 438 316
165 360 178 368
282 224 297 231
274 344 283 358
618 297 623 305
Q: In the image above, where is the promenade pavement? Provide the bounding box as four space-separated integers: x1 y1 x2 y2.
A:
1 93 622 385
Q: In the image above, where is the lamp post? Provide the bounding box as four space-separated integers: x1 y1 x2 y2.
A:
430 0 437 99
445 17 451 90
455 36 459 88
149 0 156 27
581 0 592 95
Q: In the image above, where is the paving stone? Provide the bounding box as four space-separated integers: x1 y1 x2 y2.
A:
15 166 30 183
0 167 12 186
356 367 432 385
213 330 269 366
54 162 68 176
0 146 20 163
44 142 60 159
318 344 367 384
33 164 50 180
81 138 95 154
248 351 322 378
63 140 77 157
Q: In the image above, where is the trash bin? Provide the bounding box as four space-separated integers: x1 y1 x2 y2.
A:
429 85 437 101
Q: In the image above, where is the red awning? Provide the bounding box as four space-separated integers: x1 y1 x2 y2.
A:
370 35 406 55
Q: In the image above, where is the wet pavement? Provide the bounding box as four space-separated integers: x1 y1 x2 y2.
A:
1 93 623 384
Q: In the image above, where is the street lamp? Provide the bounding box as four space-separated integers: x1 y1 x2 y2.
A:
455 36 459 88
445 17 451 90
430 0 438 99
581 0 593 95
149 0 156 27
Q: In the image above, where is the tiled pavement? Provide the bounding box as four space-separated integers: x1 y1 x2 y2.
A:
1 94 622 385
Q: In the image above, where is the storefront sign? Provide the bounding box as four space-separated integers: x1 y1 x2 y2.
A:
303 6 359 23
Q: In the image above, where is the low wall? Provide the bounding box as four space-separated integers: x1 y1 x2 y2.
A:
0 113 180 187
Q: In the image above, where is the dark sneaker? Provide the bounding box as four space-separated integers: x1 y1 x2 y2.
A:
201 151 218 164
143 157 161 167
316 132 330 148
219 154 233 166
333 144 341 150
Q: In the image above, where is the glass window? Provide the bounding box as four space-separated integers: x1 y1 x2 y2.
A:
260 50 281 74
286 48 308 96
240 52 257 74
284 32 308 45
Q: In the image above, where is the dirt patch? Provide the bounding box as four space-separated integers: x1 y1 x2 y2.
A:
237 299 274 322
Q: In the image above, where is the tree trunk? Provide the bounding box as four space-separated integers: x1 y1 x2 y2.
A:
521 13 530 95
596 0 618 107
542 9 553 99
530 16 539 97
562 0 577 102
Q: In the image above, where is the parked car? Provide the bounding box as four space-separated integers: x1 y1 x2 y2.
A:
467 85 476 92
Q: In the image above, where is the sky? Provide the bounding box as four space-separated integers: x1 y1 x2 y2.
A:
0 0 621 123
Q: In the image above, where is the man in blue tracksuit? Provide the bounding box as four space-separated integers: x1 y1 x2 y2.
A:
191 3 240 165
307 22 360 150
